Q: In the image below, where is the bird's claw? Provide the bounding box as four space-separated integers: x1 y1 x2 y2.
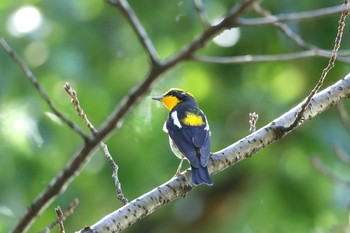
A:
174 171 184 177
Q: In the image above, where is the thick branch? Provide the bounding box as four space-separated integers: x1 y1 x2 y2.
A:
96 0 257 143
164 0 257 66
285 0 350 132
10 1 257 232
78 73 350 233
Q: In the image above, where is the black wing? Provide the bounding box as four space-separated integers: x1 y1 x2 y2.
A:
166 109 210 168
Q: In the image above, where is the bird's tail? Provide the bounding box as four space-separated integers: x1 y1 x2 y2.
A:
191 166 213 186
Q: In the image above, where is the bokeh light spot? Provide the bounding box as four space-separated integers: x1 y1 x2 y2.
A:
281 148 311 180
7 6 43 37
270 66 306 103
212 17 240 47
24 41 50 67
213 27 240 47
180 67 211 101
0 104 43 153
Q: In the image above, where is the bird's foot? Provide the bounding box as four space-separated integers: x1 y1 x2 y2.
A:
174 159 185 177
174 171 184 177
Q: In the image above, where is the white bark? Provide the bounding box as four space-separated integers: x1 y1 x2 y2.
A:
78 73 350 233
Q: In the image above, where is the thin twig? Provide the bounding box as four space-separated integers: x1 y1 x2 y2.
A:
334 144 350 165
285 1 350 132
236 4 350 26
336 103 350 133
7 0 350 231
106 0 160 65
150 0 258 71
249 112 259 133
194 50 350 64
198 2 350 66
252 3 317 50
80 73 350 233
312 157 350 184
193 0 210 29
39 199 78 233
8 1 285 232
55 207 65 233
100 143 129 204
0 36 89 141
64 83 97 135
64 83 129 205
97 0 258 140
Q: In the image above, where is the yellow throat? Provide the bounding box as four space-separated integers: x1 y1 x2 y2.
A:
161 96 181 111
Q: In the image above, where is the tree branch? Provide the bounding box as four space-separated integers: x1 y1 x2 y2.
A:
285 0 350 132
106 0 160 65
236 4 350 26
334 144 350 165
0 36 88 140
10 1 257 232
96 0 258 143
311 157 350 184
195 2 350 65
193 0 210 30
55 207 65 233
252 3 317 50
39 199 78 233
64 83 129 205
336 102 350 133
194 50 350 64
78 73 350 233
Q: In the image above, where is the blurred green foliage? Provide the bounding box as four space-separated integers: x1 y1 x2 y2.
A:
1 0 350 232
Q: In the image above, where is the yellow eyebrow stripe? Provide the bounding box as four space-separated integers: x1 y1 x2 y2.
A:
182 112 204 126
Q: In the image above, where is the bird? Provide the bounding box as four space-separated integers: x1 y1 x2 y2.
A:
152 88 213 186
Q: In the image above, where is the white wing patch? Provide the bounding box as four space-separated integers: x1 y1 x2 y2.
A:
171 111 182 129
204 117 210 131
200 109 210 131
162 121 168 133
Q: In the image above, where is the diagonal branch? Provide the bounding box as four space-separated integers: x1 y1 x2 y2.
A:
39 198 78 233
195 3 350 65
0 36 88 140
10 1 257 232
6 0 350 231
64 83 128 205
336 103 350 133
252 3 317 50
334 144 350 165
193 0 210 29
285 0 350 132
164 0 257 66
78 73 350 233
312 157 350 184
252 2 350 65
96 0 258 142
107 0 160 65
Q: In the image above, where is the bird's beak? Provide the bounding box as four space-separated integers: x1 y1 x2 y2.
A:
151 95 164 101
